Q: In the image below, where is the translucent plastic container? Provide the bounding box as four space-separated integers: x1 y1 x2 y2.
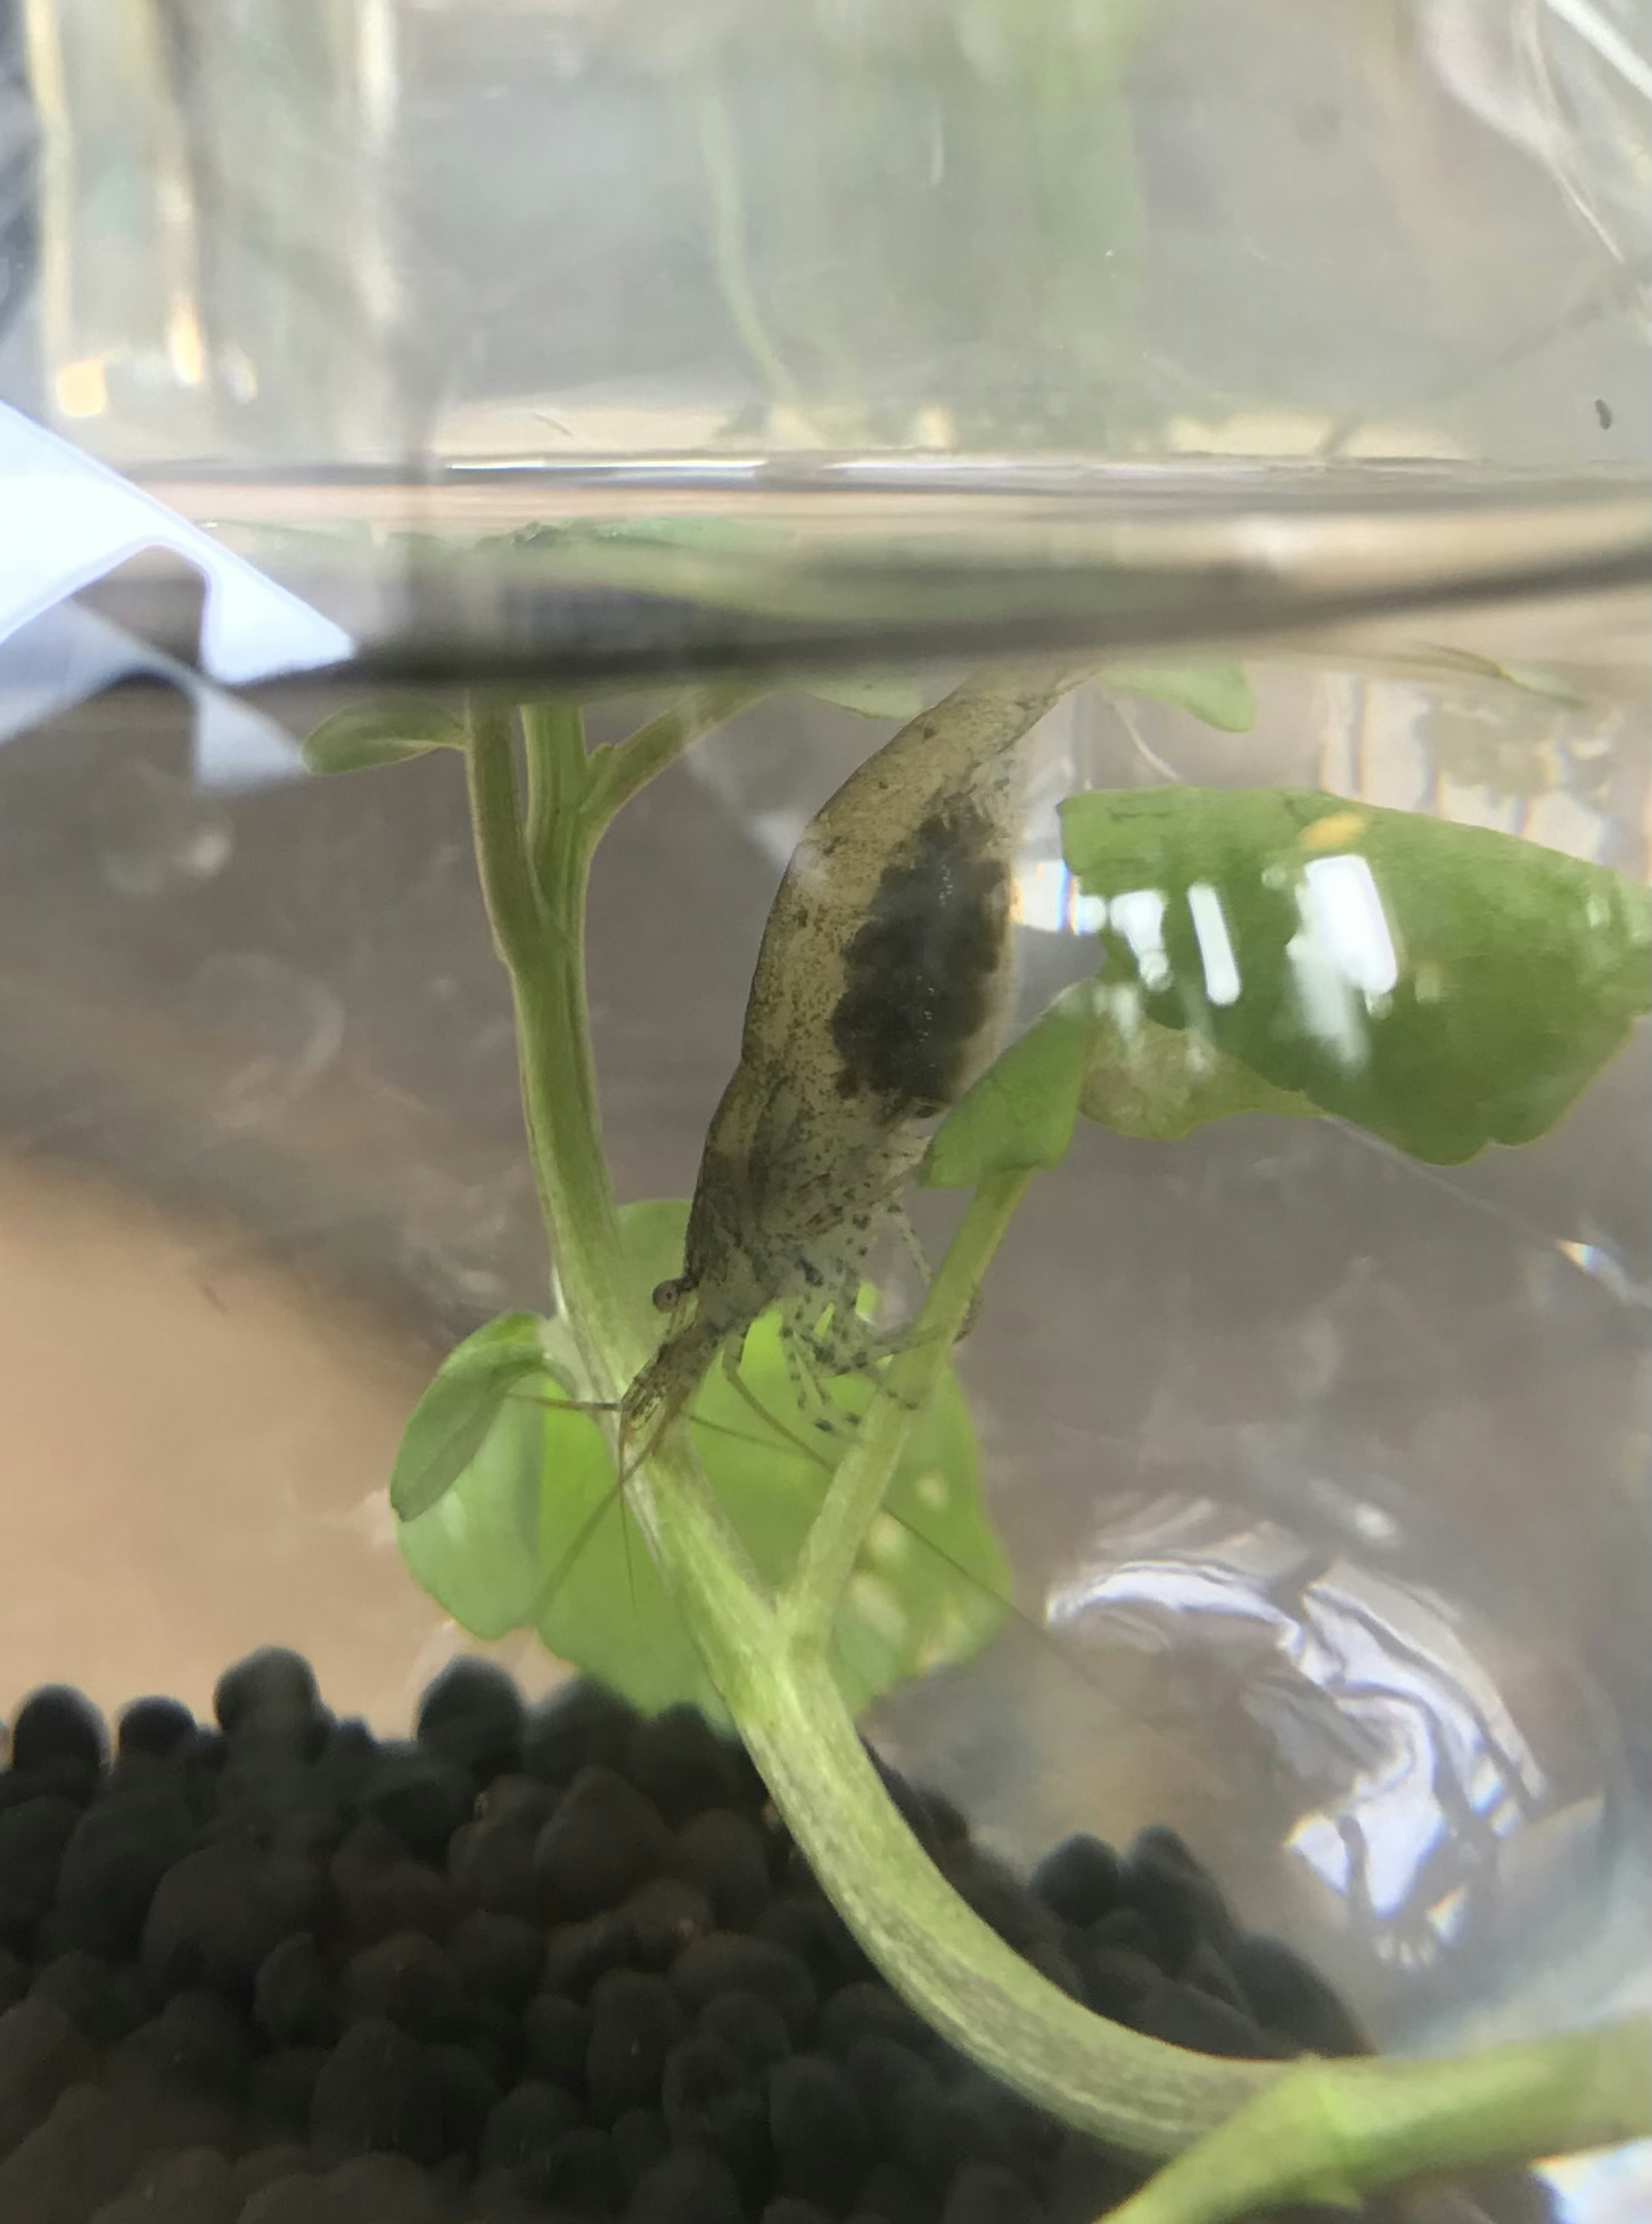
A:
1 6 1649 2221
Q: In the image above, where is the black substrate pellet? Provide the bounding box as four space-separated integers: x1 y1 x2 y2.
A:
0 1657 1551 2224
418 1660 527 1789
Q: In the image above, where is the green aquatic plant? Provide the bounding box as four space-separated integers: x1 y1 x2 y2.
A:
304 659 1651 2223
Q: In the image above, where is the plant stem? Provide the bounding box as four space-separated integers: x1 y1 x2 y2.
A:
481 693 1276 2153
464 697 540 969
1103 2020 1652 2224
466 694 632 1389
782 1172 1030 1647
466 681 1652 2204
521 700 587 893
584 682 771 835
721 1597 1278 2155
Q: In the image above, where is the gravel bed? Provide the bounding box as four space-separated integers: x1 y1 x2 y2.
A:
0 1654 1547 2224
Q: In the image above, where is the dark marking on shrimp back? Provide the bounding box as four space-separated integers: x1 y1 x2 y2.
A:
829 799 1010 1117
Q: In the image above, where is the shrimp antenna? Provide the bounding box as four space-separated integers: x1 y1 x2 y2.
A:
715 1345 835 1470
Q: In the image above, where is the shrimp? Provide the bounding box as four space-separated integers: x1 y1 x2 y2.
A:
619 663 1088 1465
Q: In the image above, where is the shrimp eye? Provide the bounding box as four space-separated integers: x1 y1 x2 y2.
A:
652 1276 687 1313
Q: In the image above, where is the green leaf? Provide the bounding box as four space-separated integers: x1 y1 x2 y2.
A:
1060 787 1651 1164
1099 661 1255 732
395 1201 1007 1719
397 1392 555 1641
395 1339 567 1640
926 788 1649 1184
792 672 931 722
1079 999 1319 1141
388 1312 558 1520
926 978 1317 1180
301 700 466 775
924 986 1096 1187
526 1386 720 1720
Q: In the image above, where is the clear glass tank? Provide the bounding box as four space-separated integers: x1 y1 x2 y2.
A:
0 5 1648 2219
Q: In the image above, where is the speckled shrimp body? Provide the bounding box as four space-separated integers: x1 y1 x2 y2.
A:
620 666 1085 1459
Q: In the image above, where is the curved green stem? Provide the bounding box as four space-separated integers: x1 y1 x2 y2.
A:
583 682 771 836
473 691 1276 2152
727 1594 1277 2156
1105 2020 1651 2224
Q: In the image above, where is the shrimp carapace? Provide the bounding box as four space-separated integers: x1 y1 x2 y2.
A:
618 665 1087 1466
